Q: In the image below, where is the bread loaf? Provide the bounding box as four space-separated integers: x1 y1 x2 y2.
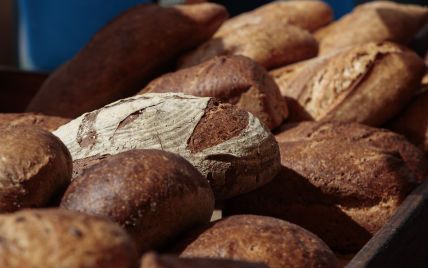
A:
139 55 288 129
26 3 228 118
0 209 138 268
225 122 427 252
0 113 70 131
315 1 428 55
53 93 280 200
215 0 333 36
61 149 214 252
0 126 72 212
178 215 337 268
270 42 425 125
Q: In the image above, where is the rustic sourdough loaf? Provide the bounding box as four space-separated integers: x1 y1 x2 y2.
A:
225 122 427 252
61 149 214 252
26 3 228 118
139 55 288 129
0 113 70 131
53 93 280 200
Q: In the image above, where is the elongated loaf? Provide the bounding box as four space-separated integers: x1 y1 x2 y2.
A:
26 3 228 118
0 113 70 131
270 42 425 125
315 1 428 54
53 93 280 200
139 55 288 129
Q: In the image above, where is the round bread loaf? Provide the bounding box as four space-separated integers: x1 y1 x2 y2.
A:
178 215 337 268
0 209 138 268
225 122 427 252
0 113 70 131
0 126 72 212
139 55 288 129
61 149 214 252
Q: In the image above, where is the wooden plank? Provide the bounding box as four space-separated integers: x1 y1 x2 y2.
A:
347 178 428 268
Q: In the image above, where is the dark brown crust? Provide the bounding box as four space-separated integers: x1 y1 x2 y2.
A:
187 99 249 153
178 215 337 268
61 149 214 252
0 113 70 131
26 3 228 117
139 55 288 129
0 126 72 212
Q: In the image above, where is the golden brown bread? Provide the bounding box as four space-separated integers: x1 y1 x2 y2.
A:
139 55 288 129
61 149 214 252
0 113 70 131
270 42 425 125
216 0 333 36
0 209 138 268
0 126 72 212
26 3 228 118
178 20 318 70
141 252 268 268
315 1 428 55
178 215 337 268
225 122 427 252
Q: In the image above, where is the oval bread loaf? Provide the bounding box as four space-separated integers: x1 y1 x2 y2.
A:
53 93 280 200
270 42 425 125
26 3 228 118
178 215 337 268
0 209 138 268
139 55 288 129
61 149 215 252
0 113 70 131
0 126 72 212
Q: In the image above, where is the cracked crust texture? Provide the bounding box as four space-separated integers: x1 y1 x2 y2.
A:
178 215 337 268
178 20 318 70
53 93 280 200
0 113 70 131
140 252 268 268
0 126 72 212
215 0 333 36
224 122 424 252
270 42 425 125
0 209 138 268
139 55 288 129
61 149 214 252
26 3 228 118
315 1 428 55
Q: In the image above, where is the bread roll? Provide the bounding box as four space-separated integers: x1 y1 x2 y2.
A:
61 149 214 252
0 126 72 212
315 1 428 55
53 93 280 200
26 3 228 118
0 209 137 268
0 113 70 131
225 122 427 252
139 55 288 129
178 215 337 268
270 42 425 125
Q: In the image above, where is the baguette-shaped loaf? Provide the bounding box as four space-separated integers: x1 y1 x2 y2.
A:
270 42 425 126
315 1 428 55
0 113 70 131
139 56 288 129
216 0 333 36
53 93 280 200
26 3 228 118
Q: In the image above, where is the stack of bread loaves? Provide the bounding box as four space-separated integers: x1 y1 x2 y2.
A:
0 1 427 267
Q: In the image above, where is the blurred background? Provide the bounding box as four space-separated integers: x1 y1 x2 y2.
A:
0 0 426 71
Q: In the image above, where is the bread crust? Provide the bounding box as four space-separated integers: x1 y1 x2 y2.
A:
0 113 70 131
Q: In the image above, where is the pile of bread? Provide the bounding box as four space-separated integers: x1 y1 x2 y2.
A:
1 1 427 267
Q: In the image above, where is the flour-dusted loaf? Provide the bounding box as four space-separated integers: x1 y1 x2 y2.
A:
0 113 70 131
0 126 72 212
225 122 427 252
178 215 337 268
61 149 214 252
26 3 228 118
53 93 280 200
315 1 428 55
139 56 288 129
270 42 425 125
0 209 138 268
